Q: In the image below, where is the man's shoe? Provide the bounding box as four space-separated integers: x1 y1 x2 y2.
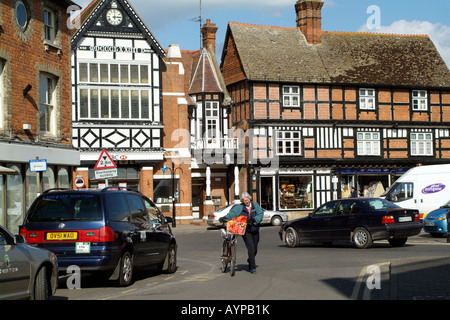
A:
250 268 256 274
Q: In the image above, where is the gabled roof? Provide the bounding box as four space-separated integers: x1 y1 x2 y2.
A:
71 0 165 57
222 22 450 88
189 48 223 94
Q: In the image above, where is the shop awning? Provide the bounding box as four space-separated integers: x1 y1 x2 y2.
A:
0 166 18 175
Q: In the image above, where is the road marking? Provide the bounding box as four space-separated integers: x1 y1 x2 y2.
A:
121 288 137 294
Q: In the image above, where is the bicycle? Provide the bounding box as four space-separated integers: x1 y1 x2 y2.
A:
219 217 246 276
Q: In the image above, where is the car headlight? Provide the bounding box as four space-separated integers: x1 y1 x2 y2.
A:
437 214 447 221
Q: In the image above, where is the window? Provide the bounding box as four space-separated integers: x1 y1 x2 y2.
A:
337 200 363 215
359 89 375 110
39 74 56 134
15 1 29 30
411 132 433 156
282 86 300 108
0 60 4 129
412 90 427 111
78 62 152 121
44 8 57 42
205 102 219 143
279 176 313 209
313 201 337 217
357 131 380 156
382 182 414 203
153 179 179 204
277 131 301 156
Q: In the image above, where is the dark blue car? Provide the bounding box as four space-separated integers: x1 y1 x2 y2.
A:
423 200 450 237
20 188 177 287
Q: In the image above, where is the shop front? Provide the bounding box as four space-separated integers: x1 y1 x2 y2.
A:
258 168 333 212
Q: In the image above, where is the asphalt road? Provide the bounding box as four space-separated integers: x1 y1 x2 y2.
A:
51 225 450 301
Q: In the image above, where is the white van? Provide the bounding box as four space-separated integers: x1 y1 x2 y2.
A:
381 164 450 219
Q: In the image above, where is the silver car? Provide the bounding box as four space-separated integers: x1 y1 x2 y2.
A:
0 225 58 300
207 204 288 227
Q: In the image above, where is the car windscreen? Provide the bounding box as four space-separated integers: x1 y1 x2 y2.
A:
26 193 102 222
360 198 400 210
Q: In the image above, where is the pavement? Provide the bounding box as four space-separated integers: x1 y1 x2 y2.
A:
172 223 450 300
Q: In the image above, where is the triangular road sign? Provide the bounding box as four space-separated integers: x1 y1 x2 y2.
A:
94 149 117 170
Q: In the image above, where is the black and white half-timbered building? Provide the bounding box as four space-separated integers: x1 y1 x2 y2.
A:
71 0 165 191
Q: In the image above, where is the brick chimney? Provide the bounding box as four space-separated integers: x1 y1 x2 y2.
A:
295 0 324 45
201 19 218 52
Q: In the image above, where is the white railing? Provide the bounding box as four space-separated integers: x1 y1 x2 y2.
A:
192 138 239 149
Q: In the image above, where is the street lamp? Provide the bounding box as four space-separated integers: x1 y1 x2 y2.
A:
162 163 182 228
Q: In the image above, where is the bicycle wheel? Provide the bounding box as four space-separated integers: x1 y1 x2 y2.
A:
221 240 229 273
230 241 236 276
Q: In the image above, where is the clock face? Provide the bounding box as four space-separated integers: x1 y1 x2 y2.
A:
106 9 123 25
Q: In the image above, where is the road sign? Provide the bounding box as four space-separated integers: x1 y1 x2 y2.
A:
94 149 117 170
94 168 118 179
161 165 169 173
74 176 86 188
29 159 47 172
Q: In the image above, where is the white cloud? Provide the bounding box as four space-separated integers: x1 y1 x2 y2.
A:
359 20 450 68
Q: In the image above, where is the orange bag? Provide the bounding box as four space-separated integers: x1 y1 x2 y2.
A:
227 216 247 235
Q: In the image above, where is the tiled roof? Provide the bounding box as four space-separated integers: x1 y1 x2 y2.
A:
226 22 450 88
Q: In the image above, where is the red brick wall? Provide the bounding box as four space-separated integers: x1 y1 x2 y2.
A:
0 0 72 145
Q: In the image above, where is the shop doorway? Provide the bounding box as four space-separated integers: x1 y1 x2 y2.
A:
192 179 205 219
260 176 275 211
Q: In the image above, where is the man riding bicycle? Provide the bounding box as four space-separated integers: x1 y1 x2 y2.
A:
219 192 264 274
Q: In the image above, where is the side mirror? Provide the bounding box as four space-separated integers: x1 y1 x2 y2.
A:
14 235 26 244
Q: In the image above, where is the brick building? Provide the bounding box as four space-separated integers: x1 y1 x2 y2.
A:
0 0 80 232
220 0 450 214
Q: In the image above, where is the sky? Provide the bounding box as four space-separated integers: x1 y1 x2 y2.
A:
73 0 450 68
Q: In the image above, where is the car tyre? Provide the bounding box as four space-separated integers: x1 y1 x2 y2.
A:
388 238 407 247
33 266 48 300
117 251 133 287
164 243 177 274
353 227 373 249
271 216 283 226
285 227 300 248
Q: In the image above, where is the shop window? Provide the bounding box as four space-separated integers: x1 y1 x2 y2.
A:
153 179 179 204
25 169 39 212
279 176 313 209
0 175 3 226
6 165 23 233
58 168 70 188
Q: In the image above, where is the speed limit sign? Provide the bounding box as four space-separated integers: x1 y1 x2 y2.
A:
74 176 86 189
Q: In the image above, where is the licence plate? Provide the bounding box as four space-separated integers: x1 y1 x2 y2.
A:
46 232 78 241
398 216 412 222
76 242 91 254
425 221 435 226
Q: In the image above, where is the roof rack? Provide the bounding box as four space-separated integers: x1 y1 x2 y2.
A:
101 186 139 193
42 188 73 194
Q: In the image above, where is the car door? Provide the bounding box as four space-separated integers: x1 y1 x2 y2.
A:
142 197 171 264
303 201 338 241
126 194 156 266
0 228 32 299
330 200 359 240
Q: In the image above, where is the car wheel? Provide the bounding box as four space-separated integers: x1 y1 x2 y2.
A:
388 238 407 247
271 216 283 226
164 243 177 274
117 251 133 287
352 227 373 249
285 227 300 248
33 266 48 300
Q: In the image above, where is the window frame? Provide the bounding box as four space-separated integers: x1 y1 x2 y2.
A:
276 130 302 156
282 85 300 108
39 73 57 135
44 7 57 43
359 88 376 110
410 132 433 156
412 90 428 111
356 131 381 156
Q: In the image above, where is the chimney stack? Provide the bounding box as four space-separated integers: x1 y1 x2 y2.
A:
201 19 218 52
295 0 324 45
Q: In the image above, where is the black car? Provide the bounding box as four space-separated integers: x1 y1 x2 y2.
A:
20 187 177 286
279 198 423 249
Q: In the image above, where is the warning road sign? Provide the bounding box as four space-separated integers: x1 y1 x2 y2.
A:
94 149 117 170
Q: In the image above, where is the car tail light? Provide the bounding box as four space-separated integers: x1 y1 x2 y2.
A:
415 214 421 222
99 226 115 242
382 216 395 224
